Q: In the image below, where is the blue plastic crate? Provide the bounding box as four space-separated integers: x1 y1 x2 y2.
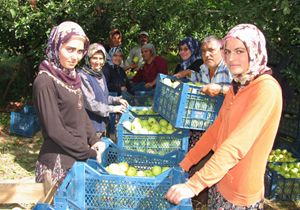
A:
153 74 224 131
10 105 40 137
87 137 185 173
54 162 192 210
265 162 300 200
117 112 189 155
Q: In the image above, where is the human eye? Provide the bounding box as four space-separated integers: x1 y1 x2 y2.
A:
77 49 84 55
66 47 75 53
223 49 230 55
235 49 246 54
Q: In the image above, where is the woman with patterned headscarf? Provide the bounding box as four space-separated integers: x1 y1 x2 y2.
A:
78 43 128 138
166 24 282 209
33 21 105 184
174 36 203 77
102 47 131 96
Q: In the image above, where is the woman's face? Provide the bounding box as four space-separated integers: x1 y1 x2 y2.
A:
111 33 122 47
112 52 123 66
179 44 192 61
90 52 105 71
224 37 249 75
59 36 85 69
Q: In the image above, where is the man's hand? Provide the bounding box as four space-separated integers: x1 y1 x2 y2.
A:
165 183 195 205
145 82 154 89
201 83 222 97
119 98 129 107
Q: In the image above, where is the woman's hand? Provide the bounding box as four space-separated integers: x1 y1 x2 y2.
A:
120 86 127 92
113 105 127 113
91 141 106 163
174 70 192 78
119 98 129 107
165 183 195 205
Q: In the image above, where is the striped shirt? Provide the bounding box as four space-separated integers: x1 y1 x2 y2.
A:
191 59 232 85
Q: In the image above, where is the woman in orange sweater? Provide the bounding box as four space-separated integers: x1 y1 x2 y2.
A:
165 24 282 209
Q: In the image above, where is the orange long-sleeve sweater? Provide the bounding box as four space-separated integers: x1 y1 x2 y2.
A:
180 74 282 206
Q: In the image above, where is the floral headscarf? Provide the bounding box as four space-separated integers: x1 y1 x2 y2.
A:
107 47 123 66
223 24 271 85
82 43 107 79
39 21 89 89
179 37 202 70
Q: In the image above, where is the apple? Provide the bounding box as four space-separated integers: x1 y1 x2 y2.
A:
133 56 139 63
144 170 154 177
118 162 129 172
126 166 137 176
136 170 146 177
159 119 168 127
147 117 157 125
152 165 162 176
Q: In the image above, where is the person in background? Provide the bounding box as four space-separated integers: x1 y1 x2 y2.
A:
173 36 202 76
131 43 168 91
103 47 132 96
166 23 282 209
78 43 128 138
124 31 149 71
104 28 122 53
33 21 105 184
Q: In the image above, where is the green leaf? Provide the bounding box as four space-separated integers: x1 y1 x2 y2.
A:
9 9 16 18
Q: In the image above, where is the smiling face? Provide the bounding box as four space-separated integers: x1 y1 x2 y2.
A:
112 51 123 66
224 37 249 75
201 40 222 71
59 35 85 69
90 51 105 71
179 43 192 61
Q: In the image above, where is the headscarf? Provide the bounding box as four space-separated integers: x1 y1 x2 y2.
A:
179 37 202 70
82 43 107 79
39 21 89 89
141 43 156 56
109 28 122 47
107 47 123 66
223 24 271 86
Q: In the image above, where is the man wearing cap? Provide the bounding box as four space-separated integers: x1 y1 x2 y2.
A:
131 43 168 91
124 31 149 71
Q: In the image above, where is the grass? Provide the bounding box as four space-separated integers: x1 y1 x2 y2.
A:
1 111 300 209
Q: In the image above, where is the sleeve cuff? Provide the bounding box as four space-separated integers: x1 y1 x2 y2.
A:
186 175 207 195
179 156 194 171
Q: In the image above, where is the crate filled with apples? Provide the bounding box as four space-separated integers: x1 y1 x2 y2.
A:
265 147 300 200
117 111 189 155
153 73 224 131
54 161 192 210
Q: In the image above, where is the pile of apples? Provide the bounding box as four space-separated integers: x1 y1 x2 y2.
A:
130 107 157 115
268 148 297 162
268 162 300 179
105 162 170 177
122 117 176 134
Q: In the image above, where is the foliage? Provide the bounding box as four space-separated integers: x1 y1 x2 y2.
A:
0 0 299 105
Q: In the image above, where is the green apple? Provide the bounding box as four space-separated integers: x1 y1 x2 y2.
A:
152 165 162 176
147 117 157 125
118 162 129 172
151 124 160 133
159 119 168 127
136 170 146 177
133 56 139 63
126 166 137 176
144 170 154 177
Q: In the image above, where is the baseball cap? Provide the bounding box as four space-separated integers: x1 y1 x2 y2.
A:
139 31 149 37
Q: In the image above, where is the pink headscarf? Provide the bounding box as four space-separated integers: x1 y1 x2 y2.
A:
223 24 271 85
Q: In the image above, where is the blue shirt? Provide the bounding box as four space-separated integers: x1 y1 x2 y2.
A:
191 59 232 85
